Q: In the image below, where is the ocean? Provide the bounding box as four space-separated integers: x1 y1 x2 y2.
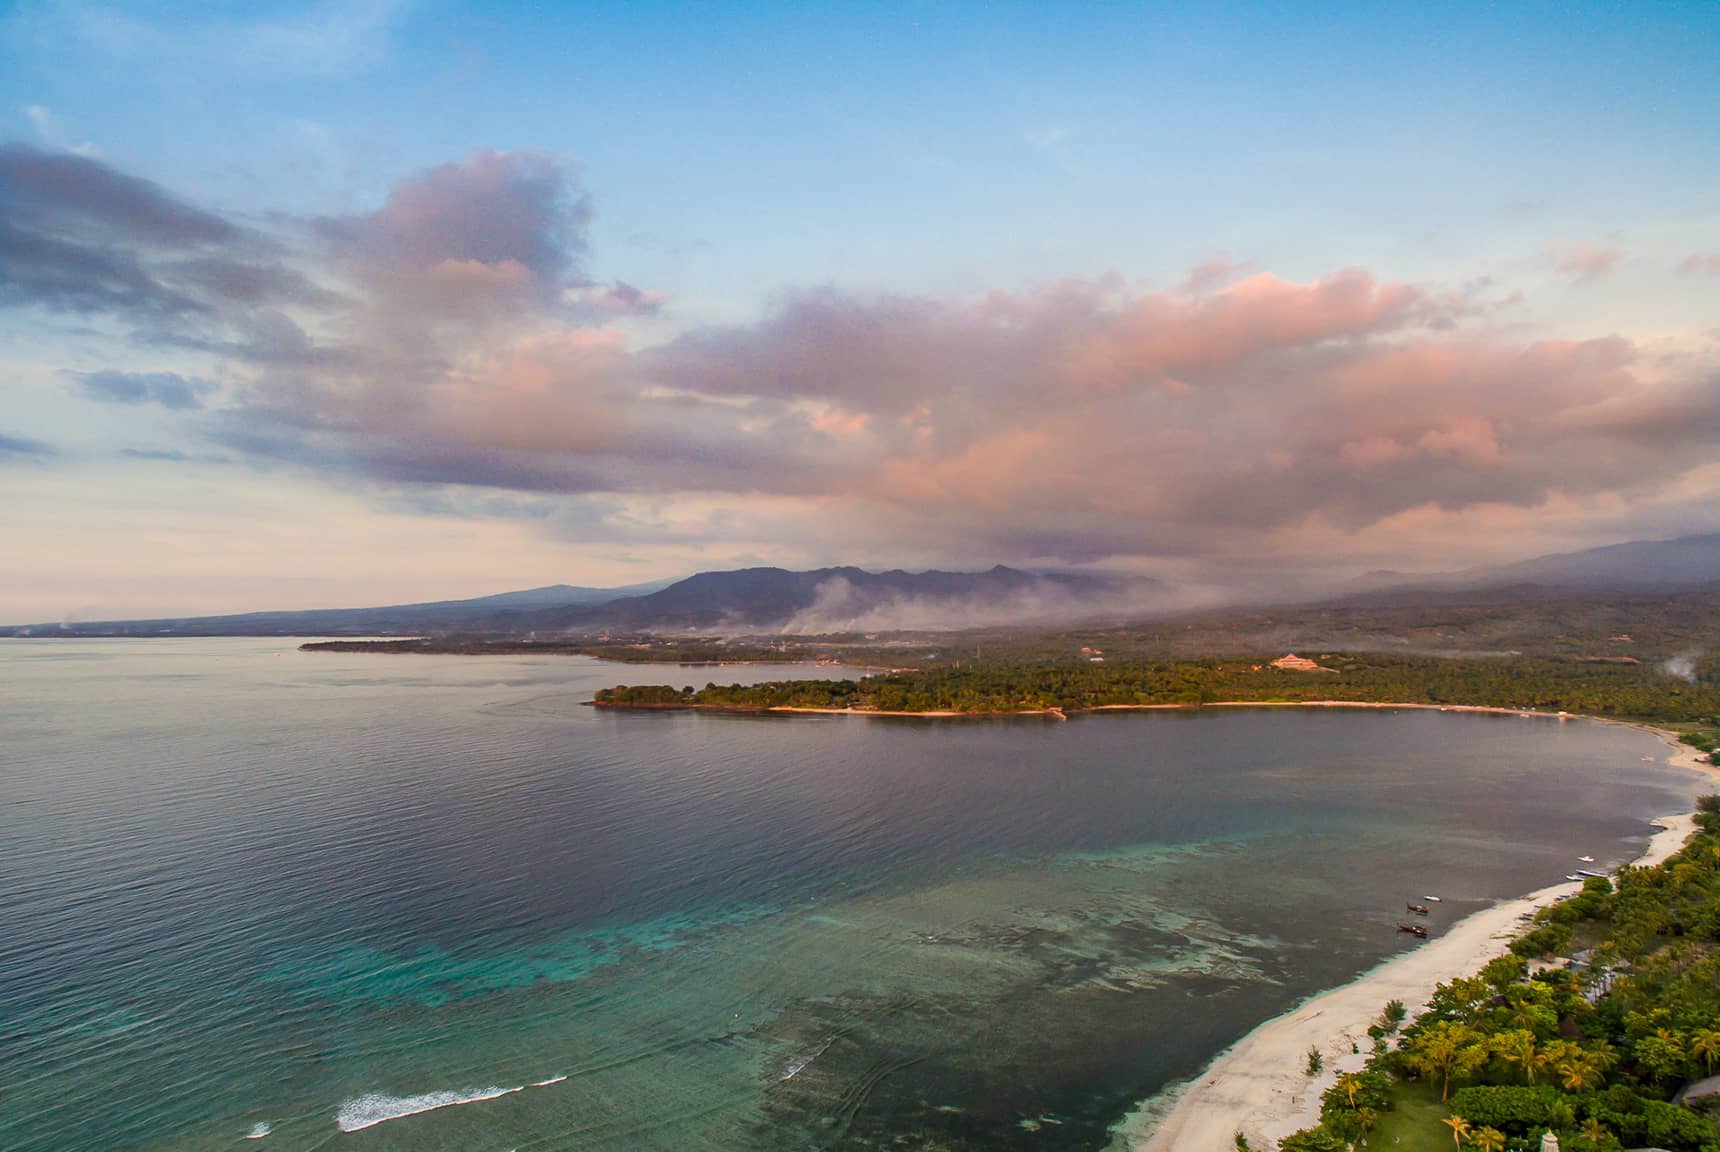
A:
0 638 1697 1151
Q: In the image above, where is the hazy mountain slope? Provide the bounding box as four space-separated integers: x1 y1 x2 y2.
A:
1358 533 1720 594
516 565 1137 634
0 580 674 636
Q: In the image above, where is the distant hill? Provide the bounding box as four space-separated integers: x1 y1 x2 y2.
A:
0 580 675 637
522 565 1139 634
1 566 1149 638
12 536 1711 642
1356 533 1720 595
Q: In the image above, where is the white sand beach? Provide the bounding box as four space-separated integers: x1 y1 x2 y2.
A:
1137 728 1714 1152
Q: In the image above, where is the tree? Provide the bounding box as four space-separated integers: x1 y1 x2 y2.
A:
1471 1127 1506 1152
1632 1027 1687 1086
1691 1027 1720 1075
1382 998 1408 1032
1552 1051 1604 1092
1305 1046 1323 1076
1355 1106 1378 1141
1335 1072 1363 1109
1410 1022 1487 1100
1491 1029 1545 1085
1441 1115 1472 1150
1277 1128 1345 1152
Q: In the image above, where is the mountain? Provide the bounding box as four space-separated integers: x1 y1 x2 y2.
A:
528 564 1139 634
1354 533 1720 595
0 567 1147 638
0 580 675 637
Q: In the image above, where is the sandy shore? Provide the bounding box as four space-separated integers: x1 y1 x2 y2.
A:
1134 727 1714 1152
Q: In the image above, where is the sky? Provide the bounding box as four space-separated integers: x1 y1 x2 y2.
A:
2 0 1718 621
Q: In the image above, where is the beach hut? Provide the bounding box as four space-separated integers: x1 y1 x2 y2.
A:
1539 1132 1559 1152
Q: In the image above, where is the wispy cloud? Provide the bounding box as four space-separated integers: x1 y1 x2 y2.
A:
1676 252 1720 277
0 431 57 459
67 370 217 409
1547 241 1623 286
22 103 97 155
14 0 409 75
1176 256 1252 296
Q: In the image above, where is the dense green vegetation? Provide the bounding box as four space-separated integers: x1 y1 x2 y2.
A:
917 585 1720 665
595 653 1720 728
1280 795 1720 1151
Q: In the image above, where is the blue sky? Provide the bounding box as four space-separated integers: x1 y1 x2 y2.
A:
2 1 1718 619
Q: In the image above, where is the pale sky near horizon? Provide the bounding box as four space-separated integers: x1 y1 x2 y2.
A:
2 0 1718 621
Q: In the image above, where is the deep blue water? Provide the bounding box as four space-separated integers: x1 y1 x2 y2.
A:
0 639 1698 1151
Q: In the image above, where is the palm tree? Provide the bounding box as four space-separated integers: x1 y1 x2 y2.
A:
1335 1072 1364 1109
1494 1030 1541 1085
1555 1052 1603 1092
1580 1116 1609 1143
1441 1115 1471 1150
1412 1022 1486 1100
1692 1027 1720 1075
1471 1127 1506 1152
1356 1106 1379 1141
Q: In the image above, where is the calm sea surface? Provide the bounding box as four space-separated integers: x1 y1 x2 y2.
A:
0 639 1699 1152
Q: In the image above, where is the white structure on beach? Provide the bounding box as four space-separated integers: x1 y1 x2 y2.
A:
1539 1132 1559 1152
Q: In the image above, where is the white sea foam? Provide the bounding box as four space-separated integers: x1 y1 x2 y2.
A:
781 1038 833 1081
336 1085 523 1132
245 1121 272 1139
530 1074 568 1086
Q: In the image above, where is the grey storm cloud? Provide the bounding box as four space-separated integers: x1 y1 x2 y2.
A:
69 370 217 410
9 144 1720 570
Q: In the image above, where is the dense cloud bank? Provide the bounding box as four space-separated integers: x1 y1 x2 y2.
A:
6 142 1719 570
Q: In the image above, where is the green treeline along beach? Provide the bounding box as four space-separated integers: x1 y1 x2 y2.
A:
1278 795 1720 1151
595 653 1720 728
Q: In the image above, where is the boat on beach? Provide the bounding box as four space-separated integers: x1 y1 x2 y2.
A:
1405 902 1430 915
1397 922 1428 938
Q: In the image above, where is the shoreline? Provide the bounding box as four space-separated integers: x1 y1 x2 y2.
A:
598 697 1706 732
1127 725 1715 1152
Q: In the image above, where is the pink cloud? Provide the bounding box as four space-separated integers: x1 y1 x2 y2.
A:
1547 242 1623 286
1176 256 1252 296
1065 269 1427 389
27 146 1718 574
1676 252 1720 276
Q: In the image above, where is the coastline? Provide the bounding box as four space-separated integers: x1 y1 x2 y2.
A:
600 697 1710 731
1127 727 1715 1152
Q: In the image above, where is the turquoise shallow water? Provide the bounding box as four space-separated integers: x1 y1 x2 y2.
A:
0 638 1698 1151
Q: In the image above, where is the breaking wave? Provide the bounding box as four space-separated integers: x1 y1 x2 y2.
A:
336 1085 524 1132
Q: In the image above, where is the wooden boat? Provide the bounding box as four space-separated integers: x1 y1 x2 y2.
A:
1397 923 1428 938
1406 903 1430 915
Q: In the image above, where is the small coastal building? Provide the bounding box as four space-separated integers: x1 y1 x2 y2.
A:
1270 653 1333 673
